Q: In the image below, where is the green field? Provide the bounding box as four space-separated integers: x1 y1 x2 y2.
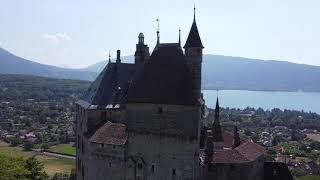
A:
0 140 75 177
49 144 76 156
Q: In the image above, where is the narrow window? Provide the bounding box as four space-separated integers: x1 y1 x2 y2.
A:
172 169 176 176
113 145 116 149
158 107 163 114
151 165 155 172
138 163 143 169
109 162 112 168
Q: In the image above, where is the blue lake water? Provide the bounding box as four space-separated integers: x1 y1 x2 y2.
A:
203 90 320 114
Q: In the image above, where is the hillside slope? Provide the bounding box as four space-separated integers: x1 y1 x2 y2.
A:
85 55 320 92
0 48 96 81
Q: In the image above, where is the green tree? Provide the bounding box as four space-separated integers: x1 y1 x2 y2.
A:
69 168 76 180
0 154 29 180
23 142 34 151
10 137 22 146
25 157 48 180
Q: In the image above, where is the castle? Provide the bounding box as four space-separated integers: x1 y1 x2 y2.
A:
76 9 293 180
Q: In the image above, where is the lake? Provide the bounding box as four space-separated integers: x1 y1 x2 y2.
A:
203 90 320 114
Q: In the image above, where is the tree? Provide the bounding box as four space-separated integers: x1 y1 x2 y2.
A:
25 157 48 180
41 139 50 151
41 143 50 151
23 142 34 151
69 168 76 180
0 154 29 180
10 137 22 146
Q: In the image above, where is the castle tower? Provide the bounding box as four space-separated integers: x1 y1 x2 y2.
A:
184 6 204 99
212 97 224 149
134 32 150 66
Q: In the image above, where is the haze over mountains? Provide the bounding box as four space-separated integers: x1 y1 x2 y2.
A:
1 47 320 92
0 48 96 81
85 55 320 92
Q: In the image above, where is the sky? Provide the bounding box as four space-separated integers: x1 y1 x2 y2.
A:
0 0 319 68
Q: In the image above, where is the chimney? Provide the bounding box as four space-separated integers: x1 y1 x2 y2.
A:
204 130 214 164
116 50 121 63
232 126 241 149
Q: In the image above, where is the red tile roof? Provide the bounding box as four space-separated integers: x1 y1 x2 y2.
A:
200 140 265 164
212 149 249 163
221 130 246 148
235 141 266 161
89 121 127 145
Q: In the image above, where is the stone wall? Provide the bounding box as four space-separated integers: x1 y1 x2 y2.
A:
200 156 264 180
127 132 200 180
126 103 201 138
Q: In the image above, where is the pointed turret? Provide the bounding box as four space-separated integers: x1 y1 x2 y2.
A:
212 97 223 143
215 96 220 115
184 6 204 99
184 6 204 48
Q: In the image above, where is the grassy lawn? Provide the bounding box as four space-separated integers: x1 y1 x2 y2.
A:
0 140 35 158
0 140 75 177
36 155 75 177
49 143 76 156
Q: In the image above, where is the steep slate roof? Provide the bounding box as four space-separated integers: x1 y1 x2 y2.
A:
89 121 127 145
127 43 199 105
184 20 204 48
79 62 135 109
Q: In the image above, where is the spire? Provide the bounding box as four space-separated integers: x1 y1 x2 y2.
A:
212 96 223 142
193 3 196 22
215 96 220 114
178 27 181 45
156 19 160 45
184 6 204 48
108 50 111 63
233 126 241 148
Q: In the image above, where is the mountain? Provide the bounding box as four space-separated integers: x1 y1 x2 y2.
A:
0 48 96 81
84 54 320 92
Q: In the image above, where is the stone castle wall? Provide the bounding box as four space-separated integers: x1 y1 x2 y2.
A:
126 103 201 138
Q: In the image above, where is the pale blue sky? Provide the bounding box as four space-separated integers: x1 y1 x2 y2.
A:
0 0 319 68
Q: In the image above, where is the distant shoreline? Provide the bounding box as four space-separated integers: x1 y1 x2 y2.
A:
202 88 320 93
